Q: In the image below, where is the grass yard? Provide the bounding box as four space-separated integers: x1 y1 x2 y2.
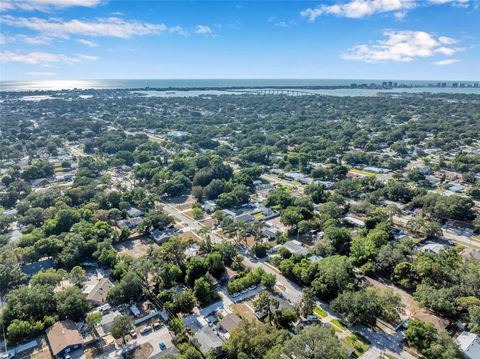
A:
330 323 343 333
330 318 348 331
342 333 370 357
313 307 328 318
350 168 376 176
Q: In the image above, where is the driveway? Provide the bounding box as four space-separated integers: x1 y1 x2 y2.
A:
136 326 176 358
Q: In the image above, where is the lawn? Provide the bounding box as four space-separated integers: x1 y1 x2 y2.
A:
350 168 376 176
330 318 348 331
313 307 328 318
254 212 265 220
330 323 343 333
342 333 370 357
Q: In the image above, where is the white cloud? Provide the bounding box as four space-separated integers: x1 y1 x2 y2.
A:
17 34 52 45
301 0 415 21
394 10 407 19
433 59 459 65
0 15 186 39
438 36 459 45
341 30 460 63
195 25 213 35
0 51 98 65
26 71 56 76
0 0 103 12
428 0 468 6
78 38 98 47
0 33 53 45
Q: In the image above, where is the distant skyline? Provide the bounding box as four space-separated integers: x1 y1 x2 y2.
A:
1 0 479 81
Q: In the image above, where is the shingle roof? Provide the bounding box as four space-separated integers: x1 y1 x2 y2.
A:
194 326 223 354
46 321 82 356
86 277 114 305
219 313 241 333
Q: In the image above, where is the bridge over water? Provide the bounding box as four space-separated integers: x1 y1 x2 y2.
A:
228 89 317 96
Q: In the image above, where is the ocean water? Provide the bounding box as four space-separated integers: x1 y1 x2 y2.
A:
1 79 479 96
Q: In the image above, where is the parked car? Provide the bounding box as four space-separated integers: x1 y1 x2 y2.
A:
130 329 137 338
159 342 167 351
140 326 152 335
153 322 161 330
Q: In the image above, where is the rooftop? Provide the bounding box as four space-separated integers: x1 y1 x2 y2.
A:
46 320 83 356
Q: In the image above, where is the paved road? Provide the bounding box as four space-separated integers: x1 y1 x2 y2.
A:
442 229 480 249
242 251 414 358
160 202 224 244
161 201 413 358
242 254 304 304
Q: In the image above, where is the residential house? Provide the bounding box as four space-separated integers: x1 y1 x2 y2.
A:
118 217 142 231
98 310 122 336
201 200 216 213
363 166 390 174
448 183 465 193
284 172 305 181
86 277 114 306
46 321 83 358
21 258 54 277
194 327 224 356
425 175 441 187
151 228 177 244
219 313 241 336
420 243 445 254
262 225 279 240
461 249 480 262
456 332 480 359
127 207 144 218
282 240 309 256
343 215 366 227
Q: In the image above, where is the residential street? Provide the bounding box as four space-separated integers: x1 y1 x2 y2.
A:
162 200 423 358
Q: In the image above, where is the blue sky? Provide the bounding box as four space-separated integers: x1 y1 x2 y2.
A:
0 0 479 81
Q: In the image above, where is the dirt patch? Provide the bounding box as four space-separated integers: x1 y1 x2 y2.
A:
178 231 202 242
29 339 52 359
167 195 196 211
265 216 288 233
183 209 195 219
199 218 215 227
231 303 260 323
364 276 419 318
131 343 153 359
114 237 158 258
245 235 256 249
176 203 194 211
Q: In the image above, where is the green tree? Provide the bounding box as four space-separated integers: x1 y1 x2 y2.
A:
223 320 288 359
254 292 279 323
193 277 216 307
404 320 437 352
4 284 56 323
55 287 90 322
69 265 86 286
273 308 297 328
206 251 225 278
110 315 134 344
185 256 208 285
86 311 103 331
300 288 316 317
261 273 276 290
311 255 356 300
7 319 44 345
175 290 196 313
282 325 348 359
